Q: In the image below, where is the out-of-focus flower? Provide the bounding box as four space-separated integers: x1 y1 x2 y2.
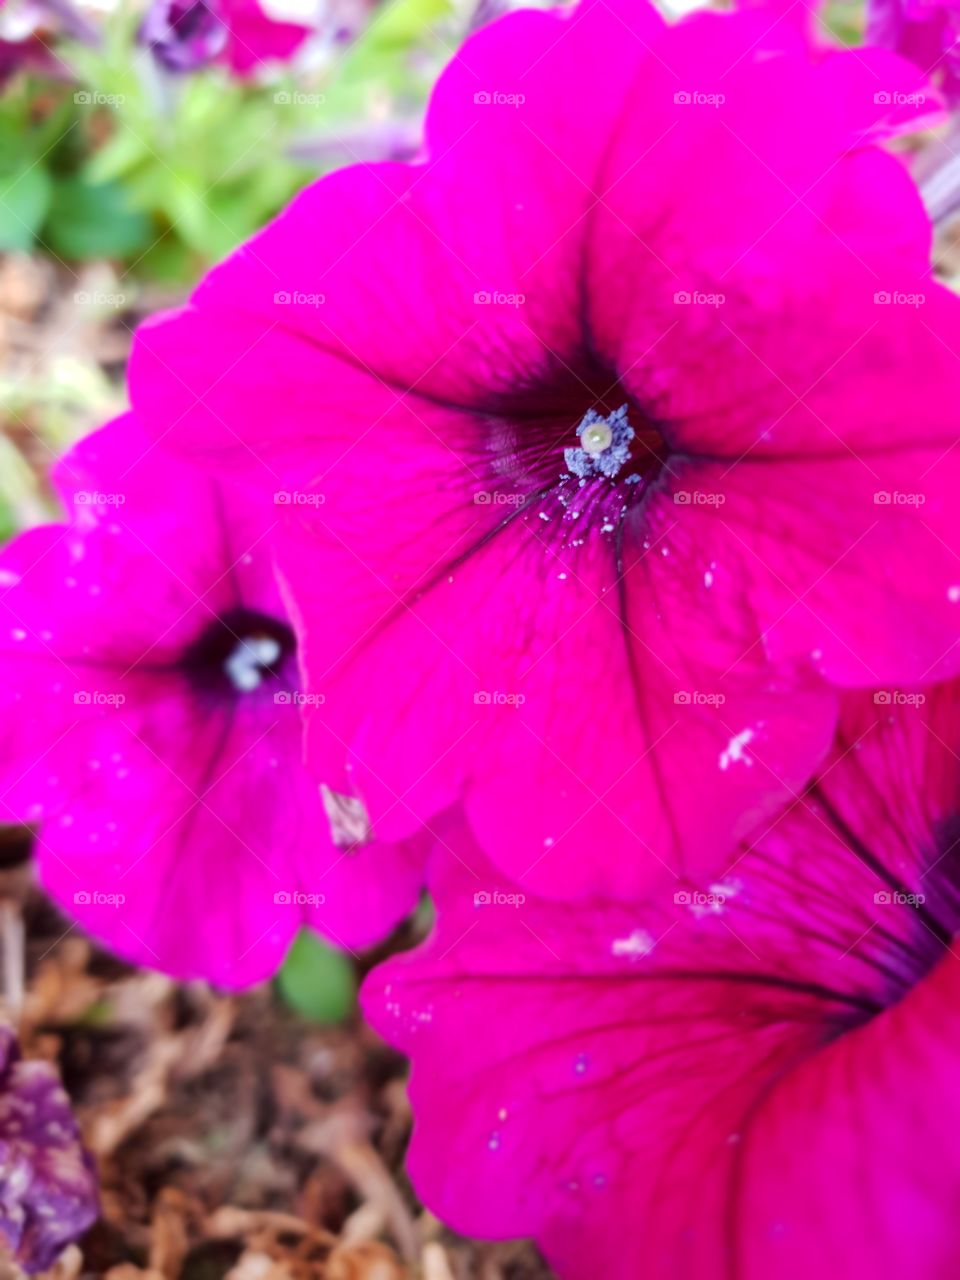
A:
131 0 960 904
364 687 960 1280
867 0 960 104
0 416 429 987
0 1024 97 1274
220 0 312 75
0 0 98 82
140 0 227 72
140 0 312 75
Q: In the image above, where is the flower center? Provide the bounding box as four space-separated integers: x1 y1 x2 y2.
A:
475 366 670 549
179 606 295 698
224 635 282 692
563 405 634 481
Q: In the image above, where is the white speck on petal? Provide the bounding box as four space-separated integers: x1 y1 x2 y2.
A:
611 928 655 959
719 728 755 771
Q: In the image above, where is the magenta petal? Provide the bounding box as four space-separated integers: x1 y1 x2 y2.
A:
364 689 960 1278
221 0 309 74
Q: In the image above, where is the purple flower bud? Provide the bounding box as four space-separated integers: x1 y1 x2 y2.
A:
140 0 228 73
0 1026 98 1274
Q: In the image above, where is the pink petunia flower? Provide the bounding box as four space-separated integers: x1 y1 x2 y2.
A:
130 0 960 902
866 0 960 104
363 686 960 1280
0 416 428 987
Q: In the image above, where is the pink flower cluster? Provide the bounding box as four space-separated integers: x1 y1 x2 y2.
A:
4 0 960 1273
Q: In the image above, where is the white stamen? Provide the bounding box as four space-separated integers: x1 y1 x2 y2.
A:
224 635 281 692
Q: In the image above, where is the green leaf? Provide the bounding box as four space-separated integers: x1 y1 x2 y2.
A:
358 0 453 52
0 494 14 544
42 176 154 261
0 165 52 251
276 929 357 1024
